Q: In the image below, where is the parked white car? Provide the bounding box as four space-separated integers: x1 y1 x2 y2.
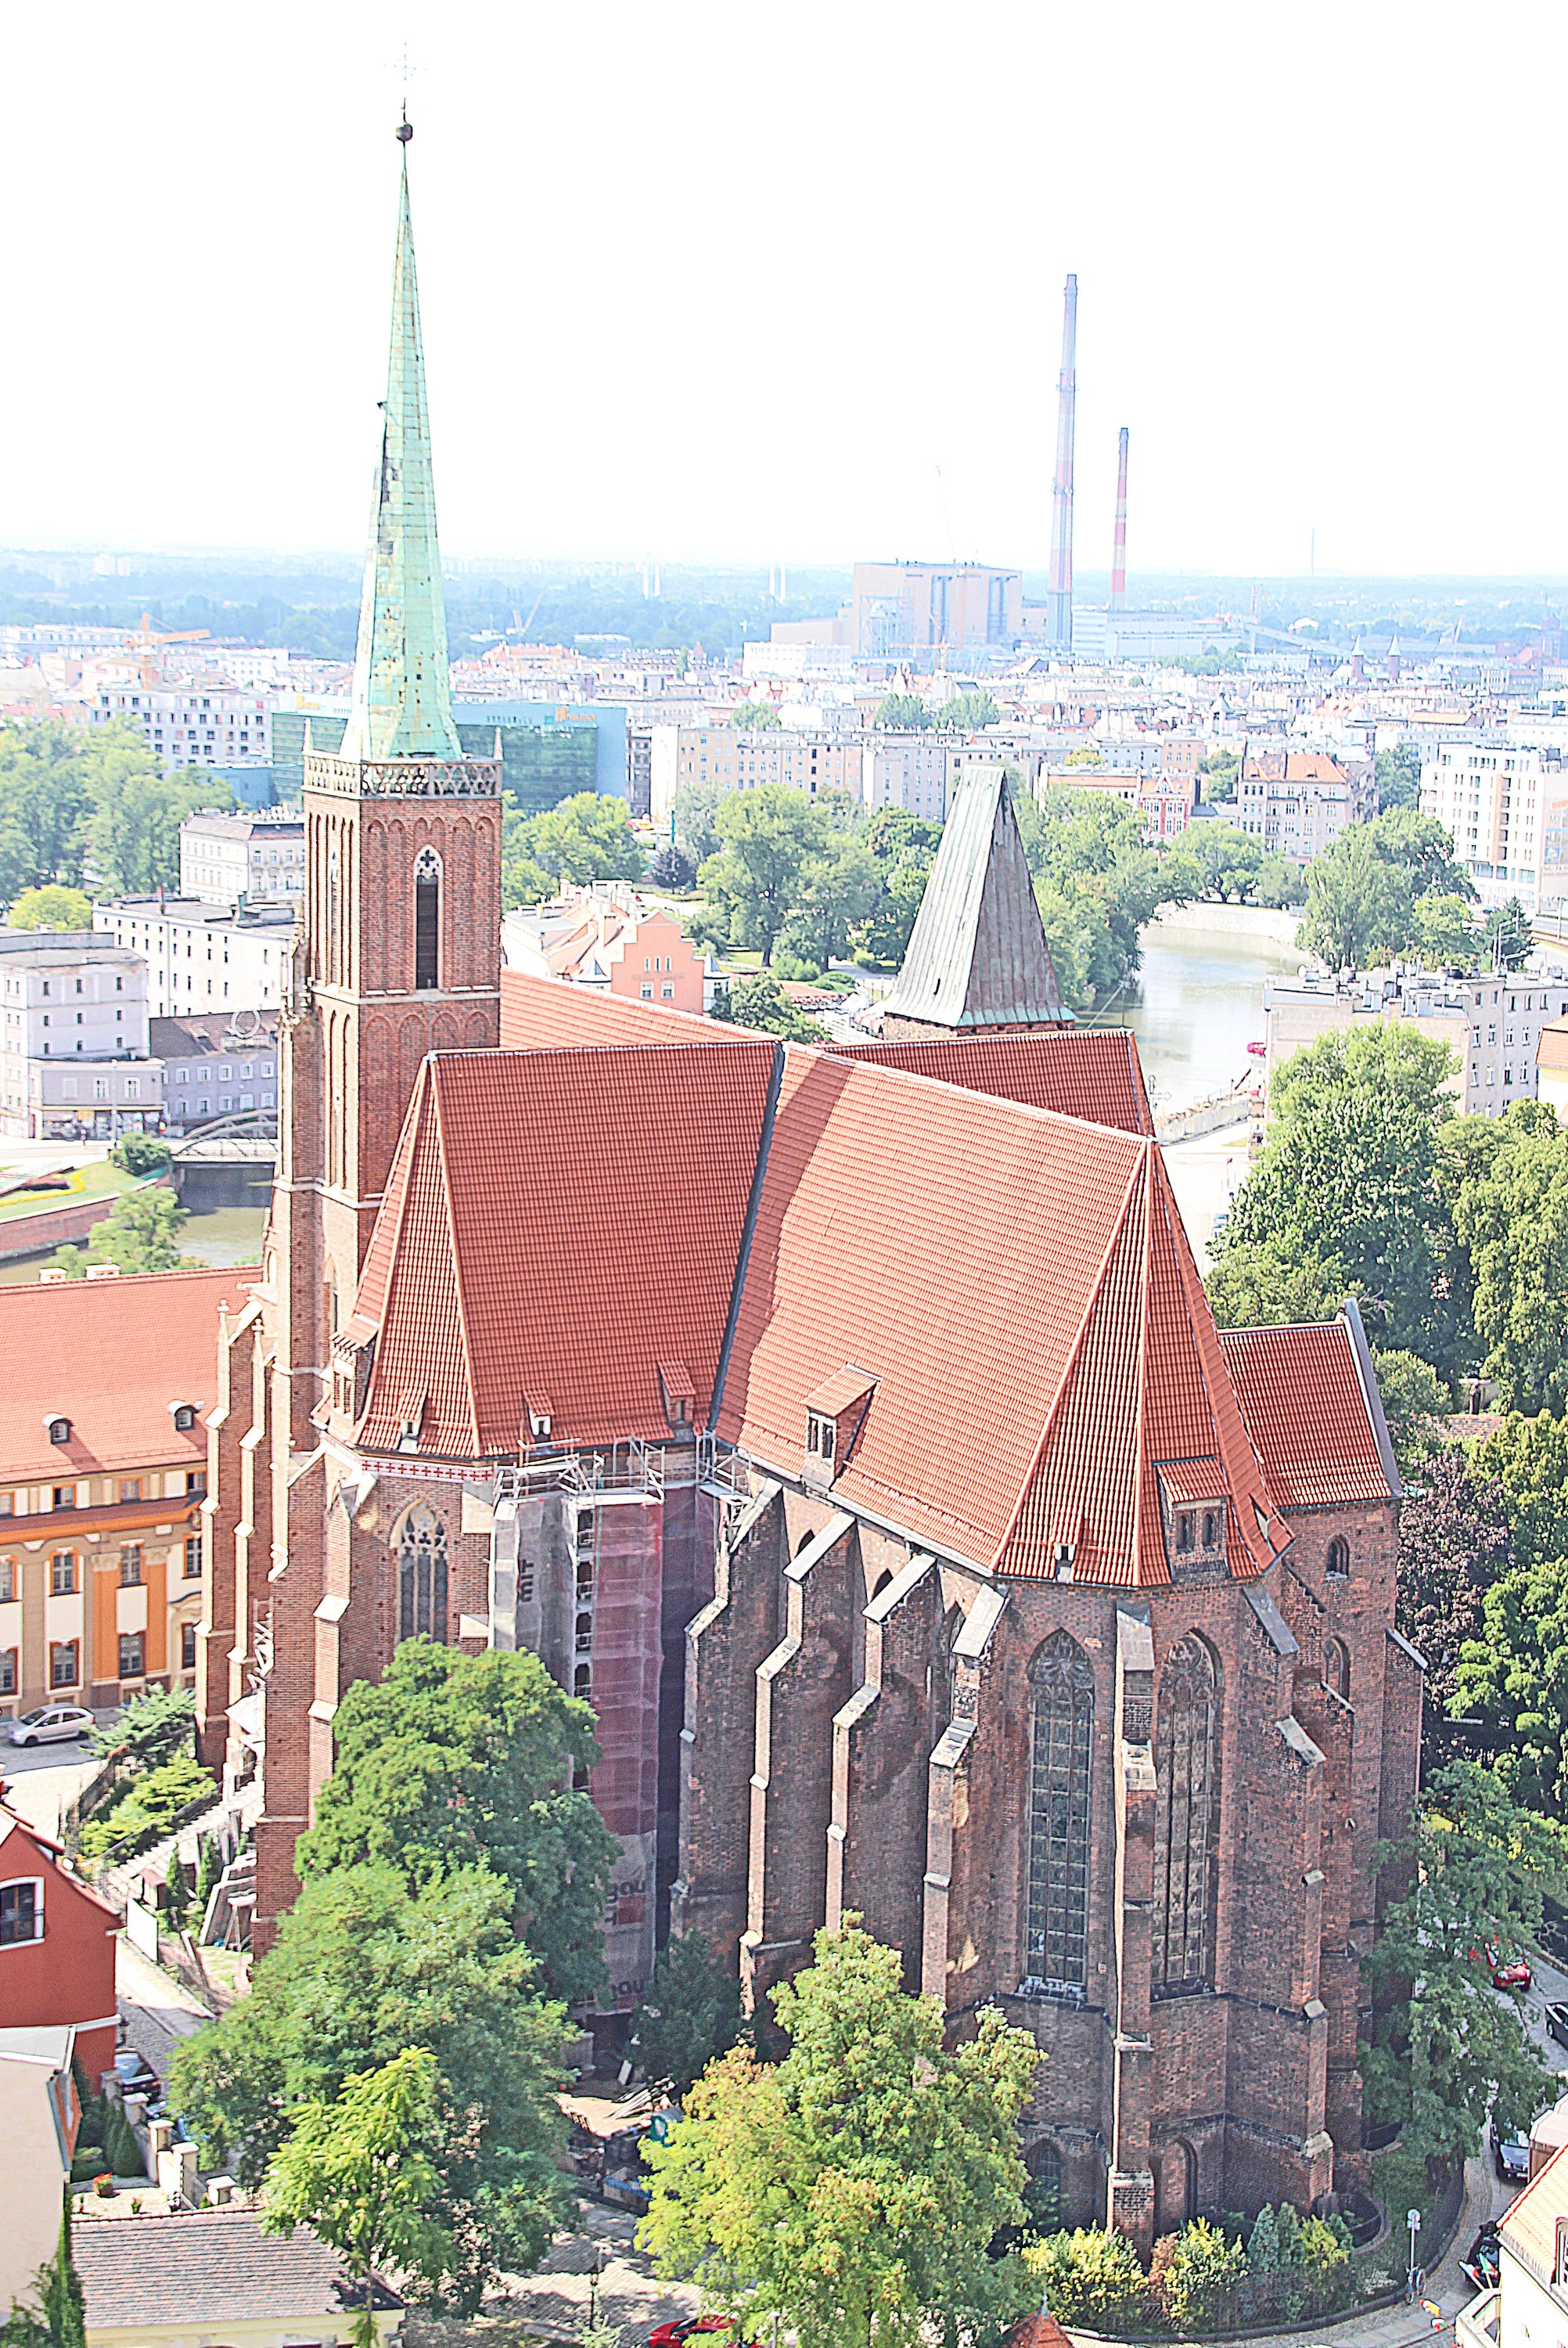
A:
8 1705 95 1748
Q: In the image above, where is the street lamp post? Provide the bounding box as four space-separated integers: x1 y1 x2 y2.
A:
1407 2207 1422 2299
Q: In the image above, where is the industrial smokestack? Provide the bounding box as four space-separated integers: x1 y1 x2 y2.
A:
1109 426 1129 612
1047 273 1078 652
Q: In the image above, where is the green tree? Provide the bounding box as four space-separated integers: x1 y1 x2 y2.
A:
1476 1410 1568 1566
1163 821 1264 903
1021 2231 1152 2334
1451 1101 1568 1412
8 886 91 931
1396 1449 1511 1752
1214 1024 1462 1364
264 2047 455 2345
165 1848 189 1933
110 1132 172 1176
520 792 645 890
169 1864 570 2313
723 971 825 1041
1204 1238 1343 1332
638 1921 1037 2348
1369 1347 1448 1478
671 781 725 867
36 2194 85 2348
1409 892 1480 967
1297 825 1413 969
1371 808 1475 901
933 690 1000 733
297 1641 616 2008
629 1934 746 2098
1019 786 1171 1014
862 809 943 865
872 693 930 729
777 830 880 970
1375 740 1423 812
0 721 95 888
730 700 782 730
1152 2220 1245 2332
84 756 231 897
856 846 934 966
1198 747 1239 802
51 1187 189 1280
89 1684 195 1769
1455 1555 1568 1814
1361 1761 1562 2174
698 786 829 967
1483 897 1533 971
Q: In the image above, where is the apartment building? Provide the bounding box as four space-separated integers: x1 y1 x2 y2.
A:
1264 967 1568 1116
1421 739 1568 913
502 890 707 1014
1238 751 1373 862
0 934 158 1140
148 1010 279 1129
178 807 304 904
92 898 295 1017
88 683 272 769
1039 762 1197 841
860 731 949 819
0 1268 243 1714
647 725 865 821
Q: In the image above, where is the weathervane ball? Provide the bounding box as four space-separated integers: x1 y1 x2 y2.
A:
397 116 413 143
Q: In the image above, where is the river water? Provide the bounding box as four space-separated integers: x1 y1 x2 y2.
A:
1106 907 1304 1116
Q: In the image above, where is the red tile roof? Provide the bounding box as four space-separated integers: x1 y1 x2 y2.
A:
833 1031 1153 1135
1217 1321 1394 1506
502 967 1153 1133
355 1044 779 1454
0 1266 250 1483
1500 2134 1568 2280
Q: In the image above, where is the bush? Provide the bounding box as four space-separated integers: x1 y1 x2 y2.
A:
90 1686 195 1770
77 1750 212 1864
110 1133 171 1176
68 2145 106 2184
1023 2229 1154 2333
1153 2219 1246 2332
646 842 697 890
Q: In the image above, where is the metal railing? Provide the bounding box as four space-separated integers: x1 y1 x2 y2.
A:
494 1438 664 1505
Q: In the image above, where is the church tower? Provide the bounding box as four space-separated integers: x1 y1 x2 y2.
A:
199 122 502 1940
271 120 502 1451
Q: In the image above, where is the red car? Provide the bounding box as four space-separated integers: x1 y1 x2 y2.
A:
647 2322 733 2347
1493 1952 1533 1991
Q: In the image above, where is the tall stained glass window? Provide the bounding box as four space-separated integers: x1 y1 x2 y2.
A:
1026 1631 1095 1991
398 1505 448 1644
1153 1633 1221 1990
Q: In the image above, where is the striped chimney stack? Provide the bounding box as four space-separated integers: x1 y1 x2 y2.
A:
1110 426 1129 610
1047 273 1078 651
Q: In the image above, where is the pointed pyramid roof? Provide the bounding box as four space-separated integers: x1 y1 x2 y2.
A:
338 131 462 764
882 762 1067 1032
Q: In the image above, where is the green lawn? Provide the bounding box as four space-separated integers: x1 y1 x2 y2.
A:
0 1160 143 1226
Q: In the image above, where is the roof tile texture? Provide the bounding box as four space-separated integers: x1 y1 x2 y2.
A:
74 2208 397 2328
1217 1322 1393 1506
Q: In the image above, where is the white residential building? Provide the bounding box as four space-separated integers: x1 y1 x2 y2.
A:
647 726 866 821
88 682 272 769
860 733 949 820
0 932 159 1139
92 898 296 1017
179 806 304 903
1238 751 1374 862
1264 966 1568 1118
1421 739 1568 913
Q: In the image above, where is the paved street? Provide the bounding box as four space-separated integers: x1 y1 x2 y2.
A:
0 1732 102 1839
115 1932 213 2081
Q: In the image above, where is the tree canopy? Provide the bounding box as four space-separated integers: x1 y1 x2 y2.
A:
697 785 878 971
1296 809 1477 971
629 1933 747 2098
872 693 930 729
1451 1101 1568 1413
1209 1023 1462 1364
1395 1448 1511 1750
730 700 782 729
169 1863 570 2313
8 884 91 931
933 690 1000 732
502 790 645 908
1016 784 1171 1014
0 719 233 903
722 971 826 1040
50 1187 188 1280
297 1640 616 2008
638 1921 1037 2348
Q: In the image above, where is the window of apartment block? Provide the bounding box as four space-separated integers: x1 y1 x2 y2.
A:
185 1536 201 1579
119 1479 140 1503
0 1561 11 1602
187 1470 207 1496
0 1651 14 1696
0 1880 41 1944
52 1486 74 1511
49 1641 77 1689
119 1545 142 1586
118 1632 145 1680
49 1554 75 1596
0 1496 11 1519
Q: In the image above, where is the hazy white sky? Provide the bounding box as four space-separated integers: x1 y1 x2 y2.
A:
2 0 1564 578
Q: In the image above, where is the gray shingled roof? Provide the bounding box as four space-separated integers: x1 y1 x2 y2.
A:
882 762 1067 1030
74 2208 402 2328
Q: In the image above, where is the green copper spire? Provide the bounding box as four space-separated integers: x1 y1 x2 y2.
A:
338 124 462 763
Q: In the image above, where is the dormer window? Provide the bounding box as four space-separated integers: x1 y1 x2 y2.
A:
527 1406 552 1442
171 1402 197 1433
1175 1511 1195 1554
45 1417 70 1447
658 1360 696 1432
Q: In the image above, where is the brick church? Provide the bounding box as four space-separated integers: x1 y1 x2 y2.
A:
196 128 1422 2251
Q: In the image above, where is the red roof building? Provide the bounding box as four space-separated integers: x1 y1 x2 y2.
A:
0 1802 119 2083
196 129 1421 2274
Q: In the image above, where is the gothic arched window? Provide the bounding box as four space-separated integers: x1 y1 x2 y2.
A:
1325 1637 1350 1702
414 847 441 991
397 1505 448 1644
1025 1630 1095 1992
1325 1536 1350 1579
1153 1633 1221 1991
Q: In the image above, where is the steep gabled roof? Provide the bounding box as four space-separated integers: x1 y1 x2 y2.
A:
880 762 1067 1031
1218 1315 1399 1505
715 1053 1280 1581
354 1043 779 1454
499 970 1149 1132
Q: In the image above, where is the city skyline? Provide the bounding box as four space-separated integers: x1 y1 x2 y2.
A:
2 0 1566 576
